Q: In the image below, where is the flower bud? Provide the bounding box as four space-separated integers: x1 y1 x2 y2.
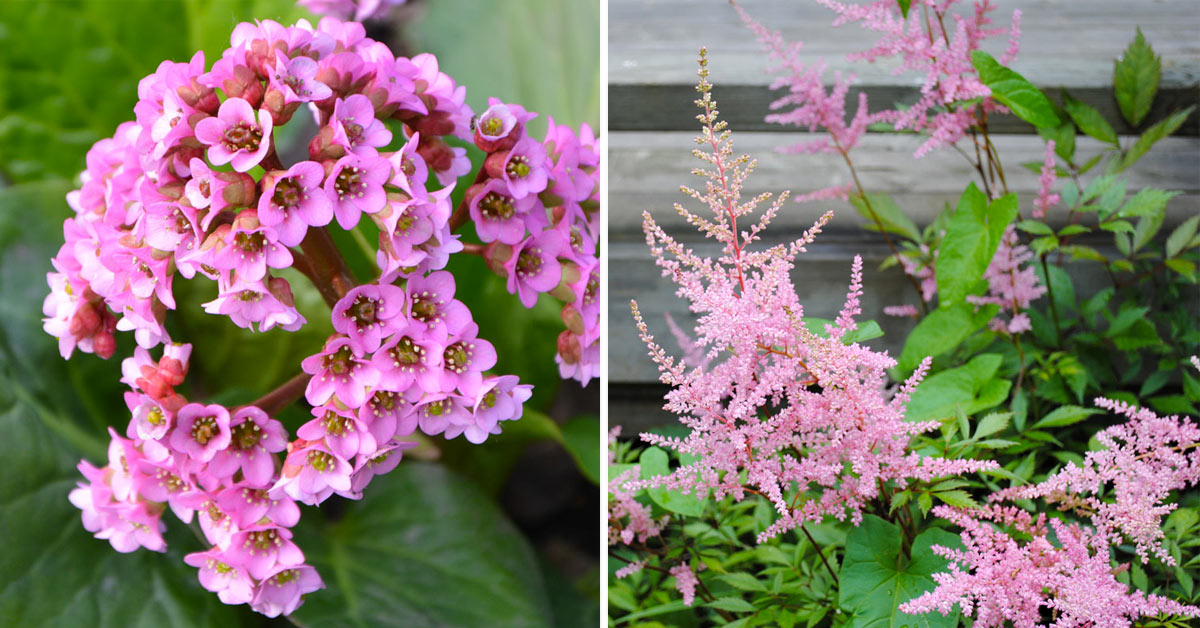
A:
550 261 581 302
556 330 581 365
93 330 117 360
484 242 513 276
217 171 257 208
69 302 101 337
474 104 520 153
219 65 264 108
268 276 297 308
561 303 585 335
308 124 346 161
484 151 511 179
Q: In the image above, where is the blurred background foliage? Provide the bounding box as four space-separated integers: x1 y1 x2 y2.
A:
0 0 599 626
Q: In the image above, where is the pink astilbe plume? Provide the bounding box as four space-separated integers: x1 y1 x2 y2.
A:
738 0 1021 159
904 399 1200 625
1033 140 1060 218
628 49 995 543
967 224 1046 334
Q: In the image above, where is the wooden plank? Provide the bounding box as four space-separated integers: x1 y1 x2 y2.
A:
609 132 1200 235
609 0 1200 133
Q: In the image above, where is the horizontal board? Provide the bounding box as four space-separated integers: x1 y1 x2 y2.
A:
609 132 1200 235
609 0 1200 133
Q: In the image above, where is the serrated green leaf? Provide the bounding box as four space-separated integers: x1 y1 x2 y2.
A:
1133 209 1167 253
1117 107 1195 172
971 51 1060 128
1167 215 1200 258
1063 92 1119 145
934 489 978 509
1030 405 1101 429
1057 224 1091 237
975 438 1020 449
973 412 1011 439
1117 188 1179 219
1113 28 1161 127
896 0 912 18
1100 220 1136 234
907 354 1008 423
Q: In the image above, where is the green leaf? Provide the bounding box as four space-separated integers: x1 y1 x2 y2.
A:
934 490 978 509
973 412 1011 440
1167 214 1200 258
936 184 1018 307
849 193 922 242
717 573 769 593
1030 405 1101 430
1166 258 1197 281
803 318 885 345
906 354 1010 423
1117 188 1178 219
561 416 600 485
1113 28 1161 127
839 515 960 628
1132 209 1167 254
1063 92 1119 145
1117 106 1195 172
896 0 912 18
1016 220 1054 236
708 597 757 613
290 463 553 627
897 303 997 376
971 51 1060 128
640 447 706 516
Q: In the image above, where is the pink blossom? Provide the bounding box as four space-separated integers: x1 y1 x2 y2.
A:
331 94 392 156
331 283 407 353
267 49 332 105
250 565 324 618
325 153 391 229
185 548 256 605
273 442 353 505
503 230 564 308
298 405 376 461
194 97 274 172
301 335 380 408
1033 140 1060 218
669 564 698 607
258 160 333 247
371 327 443 393
170 403 232 462
207 407 288 487
468 179 540 245
202 276 306 332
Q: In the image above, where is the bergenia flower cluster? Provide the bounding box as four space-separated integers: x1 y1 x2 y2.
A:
624 50 995 544
47 15 596 617
69 343 325 616
903 399 1200 625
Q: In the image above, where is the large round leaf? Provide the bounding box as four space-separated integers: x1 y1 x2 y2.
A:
290 462 554 627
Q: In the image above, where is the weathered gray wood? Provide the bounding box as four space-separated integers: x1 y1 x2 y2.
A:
609 0 1200 133
609 132 1200 235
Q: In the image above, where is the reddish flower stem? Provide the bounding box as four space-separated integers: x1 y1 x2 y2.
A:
298 226 356 308
448 166 490 233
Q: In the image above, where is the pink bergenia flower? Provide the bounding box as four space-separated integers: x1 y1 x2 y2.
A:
207 406 288 487
258 161 333 247
202 276 306 332
297 405 376 461
343 441 415 498
226 525 305 581
217 484 302 529
268 49 332 105
404 271 472 339
185 548 256 605
503 230 564 308
170 403 232 462
371 327 443 394
331 94 392 156
250 565 324 618
468 178 540 245
194 97 274 172
474 99 534 152
436 322 497 395
486 137 548 199
462 375 530 444
209 212 294 283
325 153 391 229
274 442 353 505
331 283 407 353
301 335 380 408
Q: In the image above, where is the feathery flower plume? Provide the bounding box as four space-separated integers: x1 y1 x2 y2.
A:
627 49 995 544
